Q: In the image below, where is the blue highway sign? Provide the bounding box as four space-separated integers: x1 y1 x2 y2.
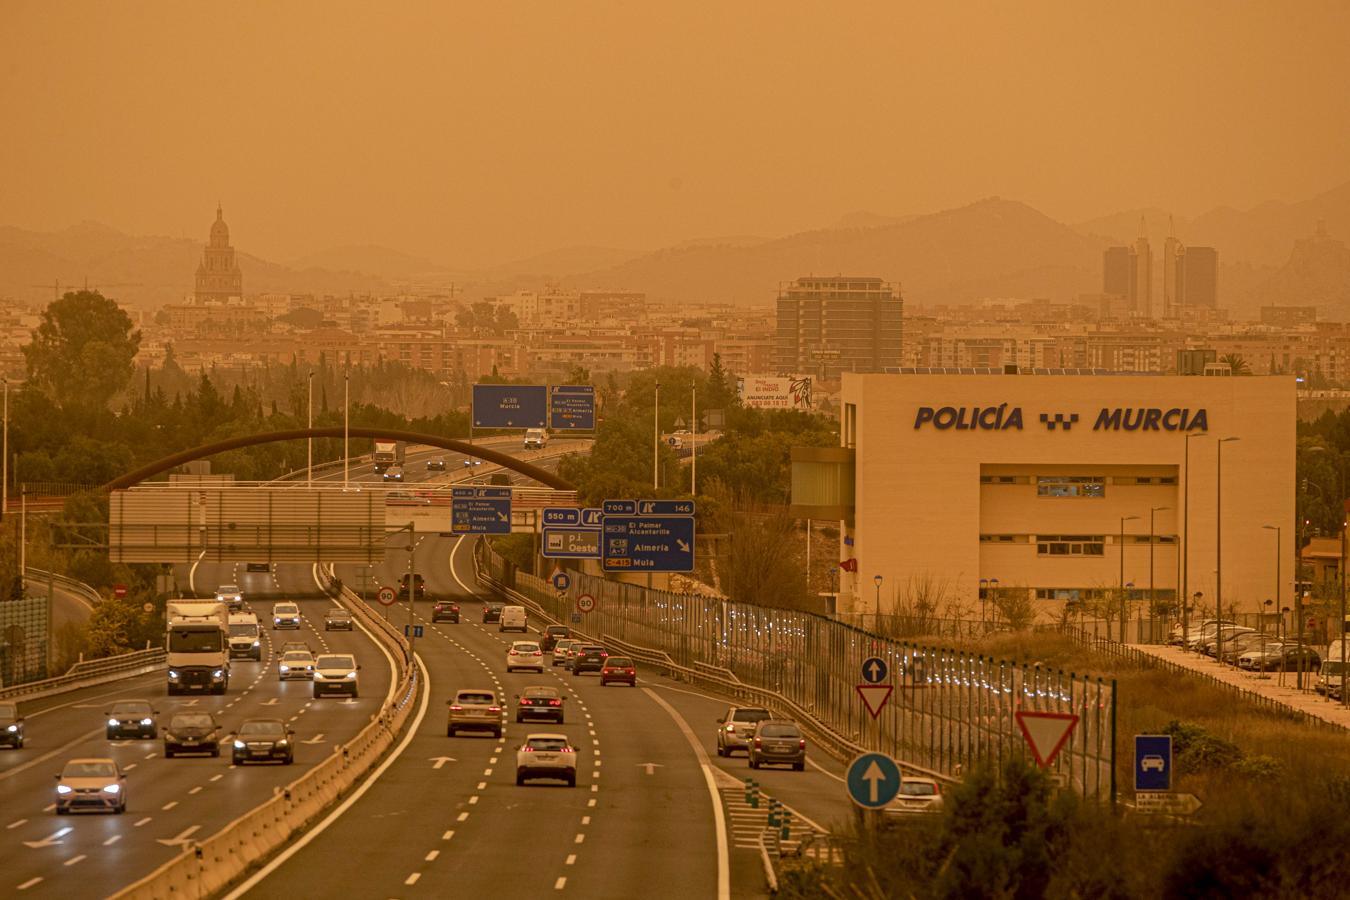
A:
543 527 601 559
602 499 637 516
451 486 512 535
551 570 572 592
549 385 596 430
846 753 901 809
637 499 695 516
542 507 581 527
580 508 604 527
1134 735 1172 792
472 384 547 429
861 656 888 684
602 516 695 572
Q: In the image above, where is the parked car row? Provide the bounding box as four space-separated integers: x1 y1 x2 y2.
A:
1169 619 1322 673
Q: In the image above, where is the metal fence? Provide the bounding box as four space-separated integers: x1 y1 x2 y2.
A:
482 545 1117 801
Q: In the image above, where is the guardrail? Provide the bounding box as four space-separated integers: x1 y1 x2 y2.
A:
23 566 103 609
114 567 418 899
0 647 167 702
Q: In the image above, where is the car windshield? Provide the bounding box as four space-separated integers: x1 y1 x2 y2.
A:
218 585 239 595
170 714 215 729
239 721 285 737
275 605 298 615
547 627 569 636
901 781 939 796
524 688 559 699
326 609 350 618
282 652 312 662
63 761 117 778
606 657 634 667
169 630 224 652
458 692 496 705
0 703 17 720
111 702 152 716
512 643 540 652
526 738 569 751
732 708 771 723
580 646 603 654
320 656 355 669
486 602 504 610
229 624 258 636
758 724 800 738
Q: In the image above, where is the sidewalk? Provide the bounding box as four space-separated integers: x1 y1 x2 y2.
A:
1125 643 1350 730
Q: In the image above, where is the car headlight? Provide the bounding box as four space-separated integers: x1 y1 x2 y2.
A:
252 640 260 647
108 718 120 727
6 724 17 732
103 784 121 794
346 671 357 679
168 670 179 679
277 739 289 746
280 665 290 672
213 670 224 679
57 784 73 794
141 718 153 725
234 740 246 749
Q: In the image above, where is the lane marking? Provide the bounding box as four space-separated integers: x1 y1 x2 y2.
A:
468 796 478 805
566 854 576 865
210 774 224 782
405 873 421 885
425 850 439 861
587 799 596 808
64 854 86 866
17 877 42 890
103 835 121 846
555 877 567 890
457 812 469 822
161 801 177 811
134 817 151 827
7 819 27 829
574 833 585 844
581 816 590 825
189 787 203 795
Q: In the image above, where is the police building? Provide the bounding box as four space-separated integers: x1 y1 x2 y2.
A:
809 371 1295 624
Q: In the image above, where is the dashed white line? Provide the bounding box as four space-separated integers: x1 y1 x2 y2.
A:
134 817 151 827
17 877 41 890
441 830 454 840
587 799 596 808
565 854 577 865
405 873 421 885
581 816 590 825
162 801 177 811
477 782 486 790
574 833 585 844
555 877 567 890
425 850 439 861
210 774 223 782
103 835 121 846
7 819 27 829
457 812 469 822
123 764 137 771
189 787 203 795
468 796 478 805
64 854 86 866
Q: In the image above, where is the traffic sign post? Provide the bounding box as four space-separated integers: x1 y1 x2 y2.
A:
551 570 572 593
845 752 901 809
549 385 596 431
1014 710 1080 768
451 487 512 535
376 586 397 607
602 516 695 572
1134 735 1172 793
576 593 596 614
471 384 547 429
861 656 888 684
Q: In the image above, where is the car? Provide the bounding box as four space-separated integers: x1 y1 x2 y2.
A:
400 573 426 602
515 686 566 723
215 584 244 611
1200 626 1255 657
715 706 772 757
313 653 360 697
1239 642 1321 672
540 625 570 653
106 700 158 740
1216 631 1268 665
382 465 405 482
0 702 24 749
163 712 221 758
280 640 310 656
523 428 548 451
571 645 609 676
272 602 302 630
516 733 576 786
499 605 528 633
426 458 447 471
506 641 546 673
447 689 503 737
893 777 943 813
325 607 354 631
245 562 271 573
279 650 317 681
551 639 578 666
55 758 126 814
228 612 263 660
1140 754 1166 772
232 719 295 765
432 600 460 623
747 719 806 770
482 601 505 624
599 656 637 687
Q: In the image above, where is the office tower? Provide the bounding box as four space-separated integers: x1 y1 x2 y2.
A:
774 277 902 379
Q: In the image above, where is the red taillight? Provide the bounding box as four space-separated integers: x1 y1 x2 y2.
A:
519 698 530 705
488 706 501 713
626 669 635 675
799 739 807 750
754 738 762 748
600 651 609 658
548 699 562 706
521 746 533 752
560 746 574 753
533 651 542 656
449 705 462 711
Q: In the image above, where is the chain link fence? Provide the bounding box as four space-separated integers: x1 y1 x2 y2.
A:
482 544 1116 801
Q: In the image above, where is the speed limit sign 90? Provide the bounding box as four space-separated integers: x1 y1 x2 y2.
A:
377 586 397 607
576 593 596 614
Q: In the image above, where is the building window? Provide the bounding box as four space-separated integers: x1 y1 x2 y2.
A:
1036 476 1105 498
1035 588 1107 603
1036 535 1105 556
979 475 1019 484
979 534 1018 543
1133 476 1178 485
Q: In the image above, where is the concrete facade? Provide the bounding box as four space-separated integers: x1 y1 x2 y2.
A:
840 373 1295 620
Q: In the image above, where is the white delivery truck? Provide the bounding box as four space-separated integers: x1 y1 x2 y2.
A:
227 611 262 661
373 439 406 473
166 600 230 695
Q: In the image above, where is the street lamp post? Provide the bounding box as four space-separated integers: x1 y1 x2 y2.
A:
2 376 8 523
653 381 661 490
873 574 883 633
989 578 999 630
1262 525 1281 681
343 371 350 490
979 578 988 630
1149 506 1170 642
307 370 314 489
1216 437 1240 664
1120 515 1140 640
690 381 697 496
1182 433 1209 654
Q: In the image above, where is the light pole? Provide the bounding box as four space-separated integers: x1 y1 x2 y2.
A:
343 371 351 490
1182 433 1208 653
653 381 661 490
1120 515 1139 640
690 381 697 496
989 578 999 629
979 578 988 629
2 376 8 523
307 370 314 488
1149 506 1170 642
1262 526 1280 679
1216 437 1240 664
873 574 883 632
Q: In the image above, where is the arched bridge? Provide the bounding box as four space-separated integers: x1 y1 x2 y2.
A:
101 427 576 491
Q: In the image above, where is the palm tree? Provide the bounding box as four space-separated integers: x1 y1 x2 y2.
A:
1219 353 1252 375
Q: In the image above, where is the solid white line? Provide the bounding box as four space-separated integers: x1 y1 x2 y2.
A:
220 652 431 900
644 687 730 900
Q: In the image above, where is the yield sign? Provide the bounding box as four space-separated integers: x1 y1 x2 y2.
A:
855 684 894 719
1014 710 1079 768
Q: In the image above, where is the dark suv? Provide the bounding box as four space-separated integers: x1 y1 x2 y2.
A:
571 645 609 675
540 625 570 652
482 601 505 624
399 573 426 602
432 600 460 623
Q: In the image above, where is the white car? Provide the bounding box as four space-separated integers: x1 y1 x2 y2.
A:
515 733 577 786
313 653 360 698
892 776 943 813
506 641 545 673
55 758 127 814
215 584 244 610
273 603 302 630
278 650 316 681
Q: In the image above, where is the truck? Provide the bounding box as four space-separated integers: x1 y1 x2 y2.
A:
523 428 547 450
373 439 405 473
166 600 230 695
227 611 262 661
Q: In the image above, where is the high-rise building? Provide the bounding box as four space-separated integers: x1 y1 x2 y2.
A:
774 277 902 379
1182 246 1218 308
1103 246 1132 299
1103 219 1153 317
1163 219 1184 317
194 204 243 304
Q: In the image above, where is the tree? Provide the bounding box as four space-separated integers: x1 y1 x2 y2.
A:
706 352 737 410
1219 353 1252 375
23 290 141 411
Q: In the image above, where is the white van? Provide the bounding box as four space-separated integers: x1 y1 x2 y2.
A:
499 605 527 633
523 429 547 450
227 612 262 661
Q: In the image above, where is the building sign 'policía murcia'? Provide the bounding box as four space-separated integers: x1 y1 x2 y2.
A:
913 405 1209 433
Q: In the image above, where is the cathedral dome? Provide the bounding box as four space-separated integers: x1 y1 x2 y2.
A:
209 204 230 246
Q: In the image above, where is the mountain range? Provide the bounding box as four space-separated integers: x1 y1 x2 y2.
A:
2 180 1348 315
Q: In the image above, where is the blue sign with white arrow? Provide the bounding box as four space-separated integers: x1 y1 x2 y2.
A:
451 487 512 534
1134 735 1172 792
845 753 901 809
549 385 595 431
580 508 604 527
602 516 695 572
861 656 888 684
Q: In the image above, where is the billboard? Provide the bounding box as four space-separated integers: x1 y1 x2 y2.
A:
738 375 812 410
472 384 547 428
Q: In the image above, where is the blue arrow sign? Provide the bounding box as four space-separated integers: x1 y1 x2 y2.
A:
549 385 595 431
602 516 695 572
602 499 637 516
472 384 547 429
551 571 572 591
451 487 512 534
580 508 604 527
845 753 901 809
542 507 581 526
637 499 695 516
1134 735 1172 792
861 656 888 684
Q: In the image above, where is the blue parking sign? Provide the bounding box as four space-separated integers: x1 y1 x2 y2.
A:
1134 735 1172 792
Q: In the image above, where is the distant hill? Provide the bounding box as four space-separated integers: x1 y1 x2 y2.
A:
287 245 449 280
566 198 1106 305
1256 223 1350 318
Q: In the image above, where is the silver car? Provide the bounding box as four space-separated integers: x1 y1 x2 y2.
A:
747 719 806 771
716 705 771 757
278 650 316 681
55 758 127 814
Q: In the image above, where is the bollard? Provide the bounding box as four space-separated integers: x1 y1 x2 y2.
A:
767 799 780 829
745 778 759 807
781 810 792 842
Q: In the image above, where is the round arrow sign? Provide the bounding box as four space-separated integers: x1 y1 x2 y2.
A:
552 570 572 592
376 586 397 607
576 593 596 614
845 752 901 809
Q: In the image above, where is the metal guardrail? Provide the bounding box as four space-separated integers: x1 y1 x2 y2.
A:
23 566 103 609
114 566 417 899
0 647 167 702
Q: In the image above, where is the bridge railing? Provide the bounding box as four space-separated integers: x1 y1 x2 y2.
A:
478 541 1116 801
0 647 167 702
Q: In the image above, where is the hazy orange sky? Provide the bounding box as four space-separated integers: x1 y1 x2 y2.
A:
3 1 1348 267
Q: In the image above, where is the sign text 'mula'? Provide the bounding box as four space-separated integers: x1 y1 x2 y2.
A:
914 406 1209 432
